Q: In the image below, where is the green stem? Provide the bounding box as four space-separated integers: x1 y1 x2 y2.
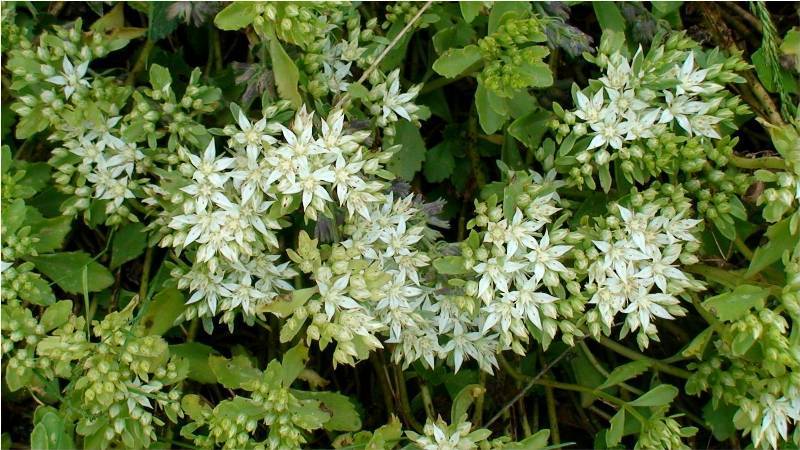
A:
532 378 647 424
369 352 397 423
472 371 486 426
394 364 422 433
127 40 155 85
139 247 154 302
419 71 475 95
595 336 693 379
729 154 786 171
420 382 435 420
579 342 642 395
544 376 560 445
467 109 486 188
733 237 754 260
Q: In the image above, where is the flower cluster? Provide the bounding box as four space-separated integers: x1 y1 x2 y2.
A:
549 32 750 192
181 345 346 450
754 121 800 227
27 301 186 449
580 188 705 349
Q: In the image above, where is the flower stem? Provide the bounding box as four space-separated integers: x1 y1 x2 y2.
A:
729 154 786 171
595 336 693 379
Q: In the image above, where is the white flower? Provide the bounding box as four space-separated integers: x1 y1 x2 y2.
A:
591 239 648 283
622 109 660 141
185 140 235 189
659 90 707 134
621 288 680 332
511 276 558 330
588 284 626 328
482 294 517 333
318 273 360 319
474 256 526 300
504 209 543 256
689 114 723 139
284 164 335 219
675 53 722 96
588 113 629 150
442 323 484 372
574 89 606 124
634 245 687 292
751 394 800 449
524 230 571 282
46 56 90 99
606 88 647 113
600 53 631 90
221 273 267 317
374 69 420 124
408 418 478 450
323 60 352 93
178 266 230 314
232 109 275 153
331 153 366 204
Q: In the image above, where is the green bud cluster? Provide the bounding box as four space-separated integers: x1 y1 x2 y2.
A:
635 410 697 450
383 2 428 29
686 304 799 448
476 17 551 98
29 302 187 449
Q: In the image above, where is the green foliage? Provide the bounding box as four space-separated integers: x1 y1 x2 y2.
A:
2 2 799 450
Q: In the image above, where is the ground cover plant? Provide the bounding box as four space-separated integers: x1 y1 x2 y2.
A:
1 1 799 449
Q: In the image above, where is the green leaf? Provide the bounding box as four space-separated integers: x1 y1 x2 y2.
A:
598 163 612 193
41 300 73 332
90 3 125 32
432 45 482 78
651 1 682 19
269 35 302 108
450 384 485 420
281 344 309 386
703 285 769 322
208 355 262 390
213 2 257 30
3 200 27 235
260 287 316 318
149 64 172 91
140 287 185 335
460 2 482 23
503 430 550 450
181 394 212 421
347 82 369 100
27 215 71 253
598 360 652 390
629 384 678 407
170 343 219 384
30 412 74 450
593 2 626 34
570 350 607 407
387 120 426 181
293 390 361 432
747 219 797 277
508 110 551 150
148 1 179 41
703 401 737 441
423 141 456 182
606 408 625 447
434 256 467 275
475 83 506 134
488 2 530 34
710 214 736 241
28 252 114 294
21 275 56 306
110 222 147 269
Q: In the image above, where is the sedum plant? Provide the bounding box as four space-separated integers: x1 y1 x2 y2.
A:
2 2 799 450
